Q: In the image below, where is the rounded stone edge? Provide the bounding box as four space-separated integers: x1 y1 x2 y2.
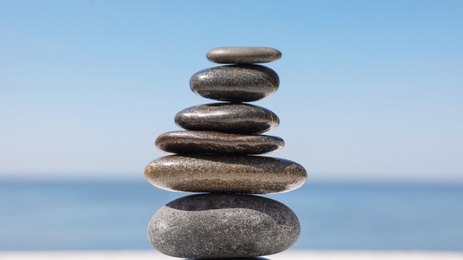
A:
147 193 301 258
189 64 280 102
143 155 308 194
155 130 285 155
206 47 282 64
174 102 281 134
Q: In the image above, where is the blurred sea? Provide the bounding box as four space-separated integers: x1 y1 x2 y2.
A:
1 179 462 251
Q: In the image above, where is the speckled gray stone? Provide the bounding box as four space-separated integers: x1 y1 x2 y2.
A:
207 47 282 64
175 103 279 134
144 154 307 194
148 193 300 258
156 131 284 155
186 258 268 260
190 65 279 102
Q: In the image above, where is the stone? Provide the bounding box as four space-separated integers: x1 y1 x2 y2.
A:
187 258 268 260
206 47 282 64
148 193 300 259
155 131 284 155
175 103 279 134
190 65 279 102
144 154 307 194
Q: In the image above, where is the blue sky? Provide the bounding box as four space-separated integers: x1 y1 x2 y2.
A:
0 0 462 181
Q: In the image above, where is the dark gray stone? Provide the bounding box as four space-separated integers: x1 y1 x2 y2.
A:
156 131 284 154
190 65 279 102
175 103 280 134
144 154 307 194
148 194 300 258
206 47 282 64
187 258 268 260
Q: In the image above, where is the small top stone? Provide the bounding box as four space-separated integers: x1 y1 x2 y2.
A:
207 47 282 64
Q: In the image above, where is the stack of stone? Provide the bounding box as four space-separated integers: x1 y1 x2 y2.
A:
144 47 307 259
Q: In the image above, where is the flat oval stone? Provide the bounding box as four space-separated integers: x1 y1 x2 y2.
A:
207 47 282 64
144 154 307 194
148 193 300 258
156 131 284 154
175 103 279 134
190 65 279 102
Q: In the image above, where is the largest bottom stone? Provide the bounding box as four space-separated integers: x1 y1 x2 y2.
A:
148 194 300 259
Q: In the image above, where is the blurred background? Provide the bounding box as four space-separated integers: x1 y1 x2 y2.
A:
1 0 462 251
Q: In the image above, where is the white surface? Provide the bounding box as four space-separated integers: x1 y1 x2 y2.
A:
1 250 462 260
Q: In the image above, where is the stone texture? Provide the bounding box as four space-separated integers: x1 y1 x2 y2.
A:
148 193 300 259
156 131 284 155
144 154 307 194
175 103 279 134
190 65 279 102
206 47 282 64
